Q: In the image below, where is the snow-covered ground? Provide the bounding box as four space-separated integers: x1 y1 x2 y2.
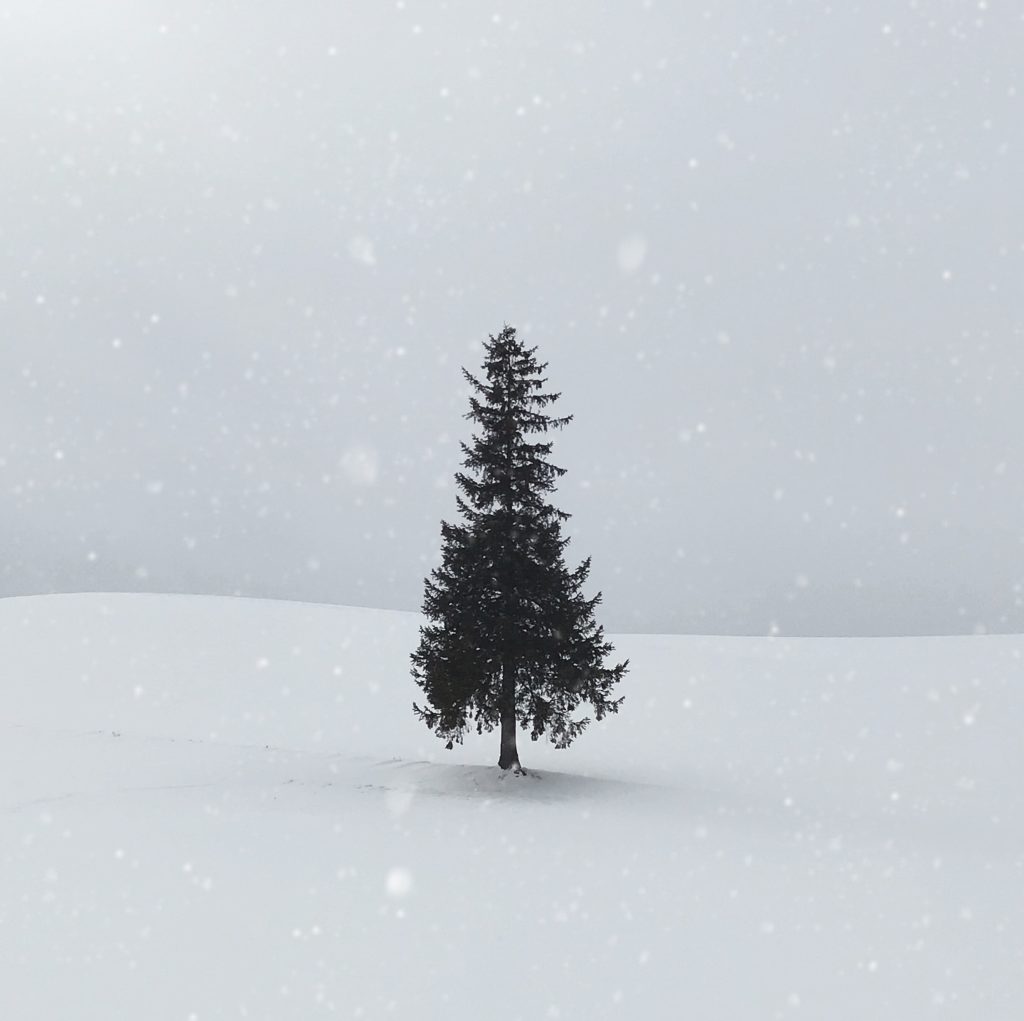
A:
1 593 1021 1019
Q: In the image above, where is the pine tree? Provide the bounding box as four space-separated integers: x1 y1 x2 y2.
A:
411 325 627 773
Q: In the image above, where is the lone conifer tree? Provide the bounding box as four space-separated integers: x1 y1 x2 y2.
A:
411 325 626 773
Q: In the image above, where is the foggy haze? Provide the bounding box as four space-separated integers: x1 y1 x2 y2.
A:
2 1 1022 635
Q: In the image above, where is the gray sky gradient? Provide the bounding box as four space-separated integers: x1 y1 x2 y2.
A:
2 1 1023 635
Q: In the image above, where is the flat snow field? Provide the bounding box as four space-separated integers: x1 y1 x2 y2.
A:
1 593 1021 1020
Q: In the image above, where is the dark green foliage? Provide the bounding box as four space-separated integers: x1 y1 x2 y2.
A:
411 325 627 767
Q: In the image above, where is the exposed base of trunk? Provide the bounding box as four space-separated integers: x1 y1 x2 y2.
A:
498 757 527 776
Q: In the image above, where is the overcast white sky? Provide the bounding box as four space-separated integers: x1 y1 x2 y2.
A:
2 1 1022 635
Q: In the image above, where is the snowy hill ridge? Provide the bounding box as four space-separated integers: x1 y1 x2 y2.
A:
1 593 1021 1019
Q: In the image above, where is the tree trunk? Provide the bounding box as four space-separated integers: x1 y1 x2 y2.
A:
497 363 523 775
498 710 522 772
497 658 524 773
